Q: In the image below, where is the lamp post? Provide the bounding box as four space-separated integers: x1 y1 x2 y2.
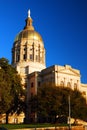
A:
68 95 71 130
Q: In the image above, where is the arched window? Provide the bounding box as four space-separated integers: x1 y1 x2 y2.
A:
23 54 26 60
67 82 71 88
60 81 64 87
74 83 77 90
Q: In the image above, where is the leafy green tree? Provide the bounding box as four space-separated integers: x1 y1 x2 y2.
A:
71 90 87 123
0 58 25 123
0 68 12 113
37 84 62 122
29 83 87 123
29 83 63 123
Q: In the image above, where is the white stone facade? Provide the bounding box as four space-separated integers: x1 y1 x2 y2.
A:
27 65 87 101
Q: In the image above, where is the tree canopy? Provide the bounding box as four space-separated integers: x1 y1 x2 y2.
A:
0 58 25 123
29 83 87 123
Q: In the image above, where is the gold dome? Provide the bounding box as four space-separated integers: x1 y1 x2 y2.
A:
14 29 43 42
14 13 43 43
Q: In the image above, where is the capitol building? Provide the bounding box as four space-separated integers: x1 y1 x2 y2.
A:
1 10 87 124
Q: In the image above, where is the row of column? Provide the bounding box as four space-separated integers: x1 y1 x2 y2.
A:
12 41 45 65
55 74 80 90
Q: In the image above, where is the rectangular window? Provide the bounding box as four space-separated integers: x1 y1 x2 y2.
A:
30 54 33 60
25 66 28 74
23 54 26 60
36 55 39 61
31 82 34 87
74 83 77 90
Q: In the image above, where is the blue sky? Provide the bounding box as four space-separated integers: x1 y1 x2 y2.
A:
0 0 87 83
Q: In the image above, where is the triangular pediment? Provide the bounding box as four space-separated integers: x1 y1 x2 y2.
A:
58 67 80 76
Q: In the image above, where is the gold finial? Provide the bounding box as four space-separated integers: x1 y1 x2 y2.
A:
28 9 31 18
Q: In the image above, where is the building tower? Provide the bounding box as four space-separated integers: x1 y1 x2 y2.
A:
12 10 46 87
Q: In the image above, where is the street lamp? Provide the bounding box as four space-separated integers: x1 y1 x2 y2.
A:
68 95 71 130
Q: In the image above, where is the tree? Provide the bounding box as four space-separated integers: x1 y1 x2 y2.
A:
0 68 12 113
29 83 87 123
37 84 62 123
71 90 87 123
29 83 63 123
0 58 25 123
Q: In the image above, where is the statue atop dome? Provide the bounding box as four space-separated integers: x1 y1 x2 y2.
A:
28 9 31 18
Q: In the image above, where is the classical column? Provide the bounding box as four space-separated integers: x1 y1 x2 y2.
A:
20 45 23 61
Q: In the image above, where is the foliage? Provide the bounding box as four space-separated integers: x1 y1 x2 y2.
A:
0 123 68 129
0 58 25 120
71 90 87 121
37 84 62 120
29 83 87 123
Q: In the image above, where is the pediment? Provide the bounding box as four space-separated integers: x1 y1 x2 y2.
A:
58 68 80 76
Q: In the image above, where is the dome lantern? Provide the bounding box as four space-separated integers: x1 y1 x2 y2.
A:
24 9 34 30
14 10 43 43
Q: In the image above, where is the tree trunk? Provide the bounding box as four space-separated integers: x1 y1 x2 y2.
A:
6 113 9 124
74 118 78 125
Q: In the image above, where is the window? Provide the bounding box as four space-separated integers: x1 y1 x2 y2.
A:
30 54 33 60
25 66 28 74
74 83 77 90
67 82 71 87
31 82 34 87
24 45 27 51
23 54 26 60
36 55 38 61
60 81 64 87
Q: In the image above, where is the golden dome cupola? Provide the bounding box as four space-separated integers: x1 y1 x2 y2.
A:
14 10 43 43
12 10 46 80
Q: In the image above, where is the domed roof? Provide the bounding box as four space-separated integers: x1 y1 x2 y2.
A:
14 10 43 43
14 29 43 42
